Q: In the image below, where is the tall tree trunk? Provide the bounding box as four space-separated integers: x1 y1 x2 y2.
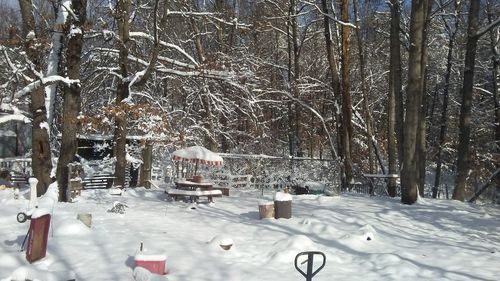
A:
401 0 428 204
56 0 86 202
44 1 66 130
287 1 294 157
415 0 432 197
388 0 402 197
321 0 344 182
353 0 374 175
291 0 303 157
113 0 131 188
453 0 480 201
18 0 52 196
486 0 500 200
340 0 353 185
433 0 460 198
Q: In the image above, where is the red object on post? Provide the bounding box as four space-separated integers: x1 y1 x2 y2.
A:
26 214 51 263
134 254 167 275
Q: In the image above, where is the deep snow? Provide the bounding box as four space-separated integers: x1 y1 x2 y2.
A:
1 185 499 281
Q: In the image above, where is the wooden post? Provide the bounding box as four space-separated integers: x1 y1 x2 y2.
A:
28 177 38 209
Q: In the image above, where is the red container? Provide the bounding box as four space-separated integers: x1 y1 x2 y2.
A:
26 214 51 263
134 254 167 275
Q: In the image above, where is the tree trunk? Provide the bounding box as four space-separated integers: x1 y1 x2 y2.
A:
290 0 303 157
353 0 374 175
321 0 344 182
340 0 353 186
56 0 86 202
113 0 131 188
454 0 480 201
401 0 428 204
433 0 460 198
486 0 500 201
388 0 402 197
44 1 66 130
18 0 52 196
140 142 153 188
415 0 432 197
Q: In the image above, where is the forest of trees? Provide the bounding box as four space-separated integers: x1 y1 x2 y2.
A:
0 0 498 203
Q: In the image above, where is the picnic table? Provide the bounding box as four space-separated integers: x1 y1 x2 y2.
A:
363 173 400 196
168 179 222 202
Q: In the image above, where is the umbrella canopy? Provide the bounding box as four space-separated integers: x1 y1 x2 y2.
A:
172 146 223 166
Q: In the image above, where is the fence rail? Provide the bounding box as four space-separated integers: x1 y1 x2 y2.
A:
81 174 115 189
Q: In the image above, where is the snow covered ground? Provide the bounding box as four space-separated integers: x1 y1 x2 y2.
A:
1 186 499 281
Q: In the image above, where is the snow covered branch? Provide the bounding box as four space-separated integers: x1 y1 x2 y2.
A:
0 114 31 124
15 76 80 99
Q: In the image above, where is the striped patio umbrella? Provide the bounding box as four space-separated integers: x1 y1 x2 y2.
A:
172 146 223 174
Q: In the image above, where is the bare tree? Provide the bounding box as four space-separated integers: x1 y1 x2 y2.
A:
453 0 500 200
401 0 429 204
112 0 132 188
340 0 353 186
56 0 87 201
387 0 403 197
432 0 461 198
18 0 52 196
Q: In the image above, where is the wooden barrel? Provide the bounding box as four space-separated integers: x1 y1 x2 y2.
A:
258 201 275 219
274 200 292 219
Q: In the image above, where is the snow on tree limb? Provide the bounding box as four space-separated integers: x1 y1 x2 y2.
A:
0 46 33 83
0 114 31 124
0 104 31 124
129 32 199 66
164 10 252 29
93 47 239 81
15 76 80 99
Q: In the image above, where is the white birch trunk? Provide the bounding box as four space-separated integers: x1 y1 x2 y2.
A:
44 0 72 128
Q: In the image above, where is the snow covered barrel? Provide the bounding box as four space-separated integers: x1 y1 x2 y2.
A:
274 192 292 219
258 201 275 219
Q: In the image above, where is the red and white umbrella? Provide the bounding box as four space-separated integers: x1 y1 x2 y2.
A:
172 146 223 171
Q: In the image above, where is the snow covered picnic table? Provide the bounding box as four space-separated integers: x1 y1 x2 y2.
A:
167 180 222 202
362 173 400 196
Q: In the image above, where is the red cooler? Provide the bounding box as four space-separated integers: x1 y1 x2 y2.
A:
134 253 167 275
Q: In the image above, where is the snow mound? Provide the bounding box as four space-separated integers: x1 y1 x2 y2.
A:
31 182 59 219
0 254 23 269
53 218 91 237
208 235 234 250
344 224 376 241
267 235 317 263
370 253 420 277
133 266 168 281
338 224 378 251
10 266 76 281
299 218 337 236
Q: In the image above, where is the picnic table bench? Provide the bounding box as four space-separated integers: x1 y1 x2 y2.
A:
10 172 30 188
